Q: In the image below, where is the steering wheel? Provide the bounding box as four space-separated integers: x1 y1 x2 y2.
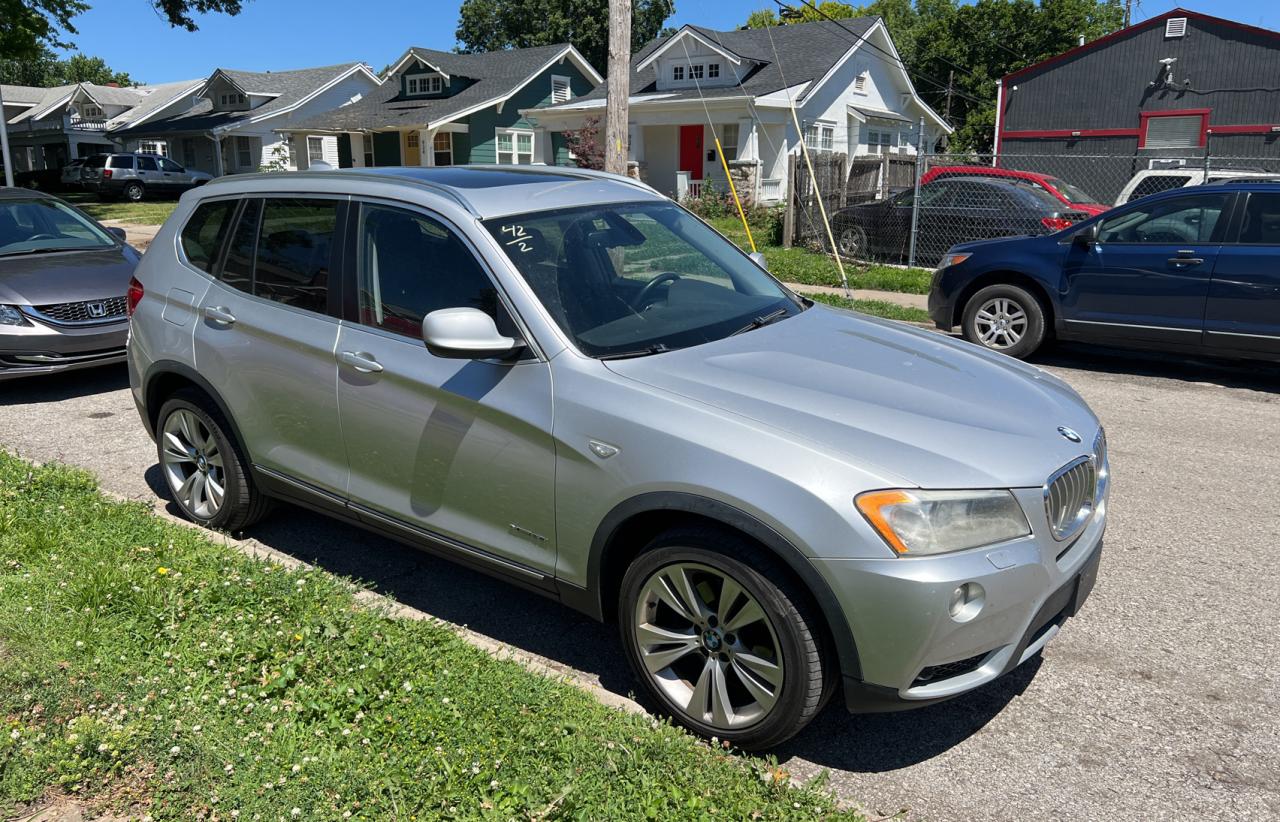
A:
630 272 682 310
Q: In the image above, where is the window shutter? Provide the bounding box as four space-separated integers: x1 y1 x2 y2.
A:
1164 17 1187 38
1144 115 1201 149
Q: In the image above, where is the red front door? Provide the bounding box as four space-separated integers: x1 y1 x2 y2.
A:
678 125 704 180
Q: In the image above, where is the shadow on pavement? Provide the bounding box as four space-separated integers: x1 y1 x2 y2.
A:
0 364 130 405
1029 342 1280 393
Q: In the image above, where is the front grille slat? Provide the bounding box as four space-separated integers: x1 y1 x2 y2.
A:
29 296 128 326
1044 456 1097 541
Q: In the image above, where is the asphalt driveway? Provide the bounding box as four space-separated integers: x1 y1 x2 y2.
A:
1 343 1277 820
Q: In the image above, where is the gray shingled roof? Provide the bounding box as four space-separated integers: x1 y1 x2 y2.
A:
1 84 51 106
103 80 204 129
548 17 876 108
289 43 576 132
112 62 366 136
5 84 76 123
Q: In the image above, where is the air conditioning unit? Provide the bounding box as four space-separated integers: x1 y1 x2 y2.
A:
1148 158 1187 169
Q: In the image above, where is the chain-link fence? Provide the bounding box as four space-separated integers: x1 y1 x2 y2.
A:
790 147 1280 268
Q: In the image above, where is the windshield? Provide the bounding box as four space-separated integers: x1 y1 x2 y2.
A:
484 202 802 358
1043 176 1099 205
0 198 116 256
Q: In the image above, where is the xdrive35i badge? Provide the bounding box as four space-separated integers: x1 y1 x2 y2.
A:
1058 426 1082 443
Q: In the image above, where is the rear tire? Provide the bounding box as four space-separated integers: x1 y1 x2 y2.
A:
123 181 144 202
961 282 1047 359
619 527 831 750
155 389 270 532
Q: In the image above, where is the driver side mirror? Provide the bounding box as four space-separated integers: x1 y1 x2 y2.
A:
107 226 127 242
748 251 769 271
1072 222 1100 247
422 307 523 360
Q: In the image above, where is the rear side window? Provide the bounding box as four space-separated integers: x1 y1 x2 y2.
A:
108 155 135 170
1236 193 1280 244
1127 175 1190 202
215 198 338 315
180 200 237 272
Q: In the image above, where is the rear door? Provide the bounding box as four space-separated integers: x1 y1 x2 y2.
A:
1060 192 1231 346
192 195 349 495
1204 191 1280 356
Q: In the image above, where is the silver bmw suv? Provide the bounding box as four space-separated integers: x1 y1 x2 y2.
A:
126 166 1107 749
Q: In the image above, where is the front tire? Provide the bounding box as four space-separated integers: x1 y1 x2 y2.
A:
156 390 270 532
837 223 868 260
619 528 830 750
961 283 1048 359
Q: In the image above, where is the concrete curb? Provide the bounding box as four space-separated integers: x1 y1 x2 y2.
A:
783 281 929 310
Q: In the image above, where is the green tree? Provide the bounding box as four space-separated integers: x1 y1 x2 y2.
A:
455 0 676 74
0 47 133 86
62 53 133 85
0 0 248 62
744 2 856 28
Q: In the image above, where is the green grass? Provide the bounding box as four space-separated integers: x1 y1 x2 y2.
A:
805 291 933 324
706 217 932 294
60 192 178 225
0 454 858 821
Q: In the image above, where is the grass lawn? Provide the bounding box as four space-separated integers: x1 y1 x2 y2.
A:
0 453 859 820
706 216 932 295
61 192 178 226
805 291 933 324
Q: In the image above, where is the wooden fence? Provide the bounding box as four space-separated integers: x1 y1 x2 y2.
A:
784 152 918 250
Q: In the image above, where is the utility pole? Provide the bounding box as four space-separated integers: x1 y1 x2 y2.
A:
0 84 14 188
1124 0 1132 28
943 69 955 124
604 0 632 176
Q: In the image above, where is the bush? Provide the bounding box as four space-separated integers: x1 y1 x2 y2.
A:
682 182 785 245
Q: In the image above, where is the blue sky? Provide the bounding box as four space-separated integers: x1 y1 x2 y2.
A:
55 1 1279 85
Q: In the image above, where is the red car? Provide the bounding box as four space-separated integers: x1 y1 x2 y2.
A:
920 165 1109 216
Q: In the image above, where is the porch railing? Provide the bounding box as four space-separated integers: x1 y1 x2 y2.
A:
68 117 108 132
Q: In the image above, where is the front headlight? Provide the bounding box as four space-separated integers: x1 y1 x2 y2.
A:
936 252 972 270
856 489 1031 556
0 305 30 327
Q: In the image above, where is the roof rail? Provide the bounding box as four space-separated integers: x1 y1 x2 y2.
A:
200 169 481 216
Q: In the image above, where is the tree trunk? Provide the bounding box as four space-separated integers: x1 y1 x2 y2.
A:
604 0 632 176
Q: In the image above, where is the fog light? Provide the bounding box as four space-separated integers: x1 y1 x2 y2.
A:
948 582 985 622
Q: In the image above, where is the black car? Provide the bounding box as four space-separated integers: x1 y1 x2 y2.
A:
0 187 140 379
928 182 1280 362
832 177 1089 267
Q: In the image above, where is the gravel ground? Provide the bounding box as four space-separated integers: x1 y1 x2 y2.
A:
1 342 1277 821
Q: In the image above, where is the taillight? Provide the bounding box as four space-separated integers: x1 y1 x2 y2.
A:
102 168 113 179
126 276 144 317
1041 217 1075 231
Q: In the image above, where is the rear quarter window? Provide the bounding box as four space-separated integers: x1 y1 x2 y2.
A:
108 155 135 170
180 200 238 273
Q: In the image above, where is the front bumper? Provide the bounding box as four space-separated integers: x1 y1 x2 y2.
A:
0 316 128 380
814 486 1106 712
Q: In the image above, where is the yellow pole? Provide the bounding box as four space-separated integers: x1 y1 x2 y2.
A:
786 106 848 292
715 136 756 253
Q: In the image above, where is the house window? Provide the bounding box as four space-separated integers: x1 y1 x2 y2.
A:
707 63 720 79
866 130 893 155
805 122 834 152
717 123 739 161
690 63 704 80
854 73 867 92
219 93 246 107
81 104 103 119
551 75 572 104
433 132 453 166
496 129 535 164
139 140 168 157
407 74 443 95
236 136 252 169
307 136 326 165
672 65 685 81
1141 113 1204 149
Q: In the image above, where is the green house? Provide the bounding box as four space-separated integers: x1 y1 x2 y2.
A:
283 43 601 170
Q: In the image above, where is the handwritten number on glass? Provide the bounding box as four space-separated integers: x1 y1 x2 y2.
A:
501 224 533 253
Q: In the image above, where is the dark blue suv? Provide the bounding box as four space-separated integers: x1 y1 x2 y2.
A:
928 182 1280 361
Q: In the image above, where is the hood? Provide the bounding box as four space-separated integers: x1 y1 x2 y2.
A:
0 246 139 306
604 305 1099 489
951 233 1044 253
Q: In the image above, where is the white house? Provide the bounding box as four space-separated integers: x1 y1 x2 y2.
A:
110 62 382 176
527 17 952 204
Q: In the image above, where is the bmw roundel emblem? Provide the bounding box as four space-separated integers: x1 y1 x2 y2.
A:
1057 426 1082 443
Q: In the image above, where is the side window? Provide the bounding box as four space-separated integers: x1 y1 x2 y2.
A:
158 158 183 172
1097 195 1228 244
1127 175 1190 202
109 155 135 170
252 199 339 313
220 198 260 293
137 156 158 172
1236 193 1280 244
356 204 508 339
180 199 237 273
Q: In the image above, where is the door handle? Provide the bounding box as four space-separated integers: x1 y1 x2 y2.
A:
1167 257 1204 267
338 350 384 373
203 305 236 325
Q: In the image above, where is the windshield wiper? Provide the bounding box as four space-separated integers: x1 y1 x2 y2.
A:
731 307 790 336
596 344 671 361
0 246 91 258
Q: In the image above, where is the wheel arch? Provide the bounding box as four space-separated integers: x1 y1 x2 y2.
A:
143 361 254 466
953 269 1057 331
579 492 862 680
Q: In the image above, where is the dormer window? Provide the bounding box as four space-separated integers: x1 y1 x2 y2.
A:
707 63 720 79
81 104 103 118
219 92 246 107
672 65 684 81
407 74 443 95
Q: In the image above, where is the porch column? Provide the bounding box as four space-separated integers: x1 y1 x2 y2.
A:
349 132 364 167
211 134 224 177
423 128 437 167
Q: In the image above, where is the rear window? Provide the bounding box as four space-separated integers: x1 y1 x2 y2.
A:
84 155 107 168
108 155 135 170
180 200 237 273
216 197 338 315
1127 175 1190 202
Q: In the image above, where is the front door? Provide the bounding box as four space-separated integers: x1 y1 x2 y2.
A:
1204 190 1280 356
334 200 558 577
192 196 349 495
1060 192 1230 345
679 125 704 180
404 131 421 166
135 154 165 192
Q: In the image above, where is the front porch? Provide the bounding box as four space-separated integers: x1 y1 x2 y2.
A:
629 120 787 206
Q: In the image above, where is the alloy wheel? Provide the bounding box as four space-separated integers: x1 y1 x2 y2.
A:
974 296 1028 349
632 562 784 730
160 409 225 519
838 225 865 259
